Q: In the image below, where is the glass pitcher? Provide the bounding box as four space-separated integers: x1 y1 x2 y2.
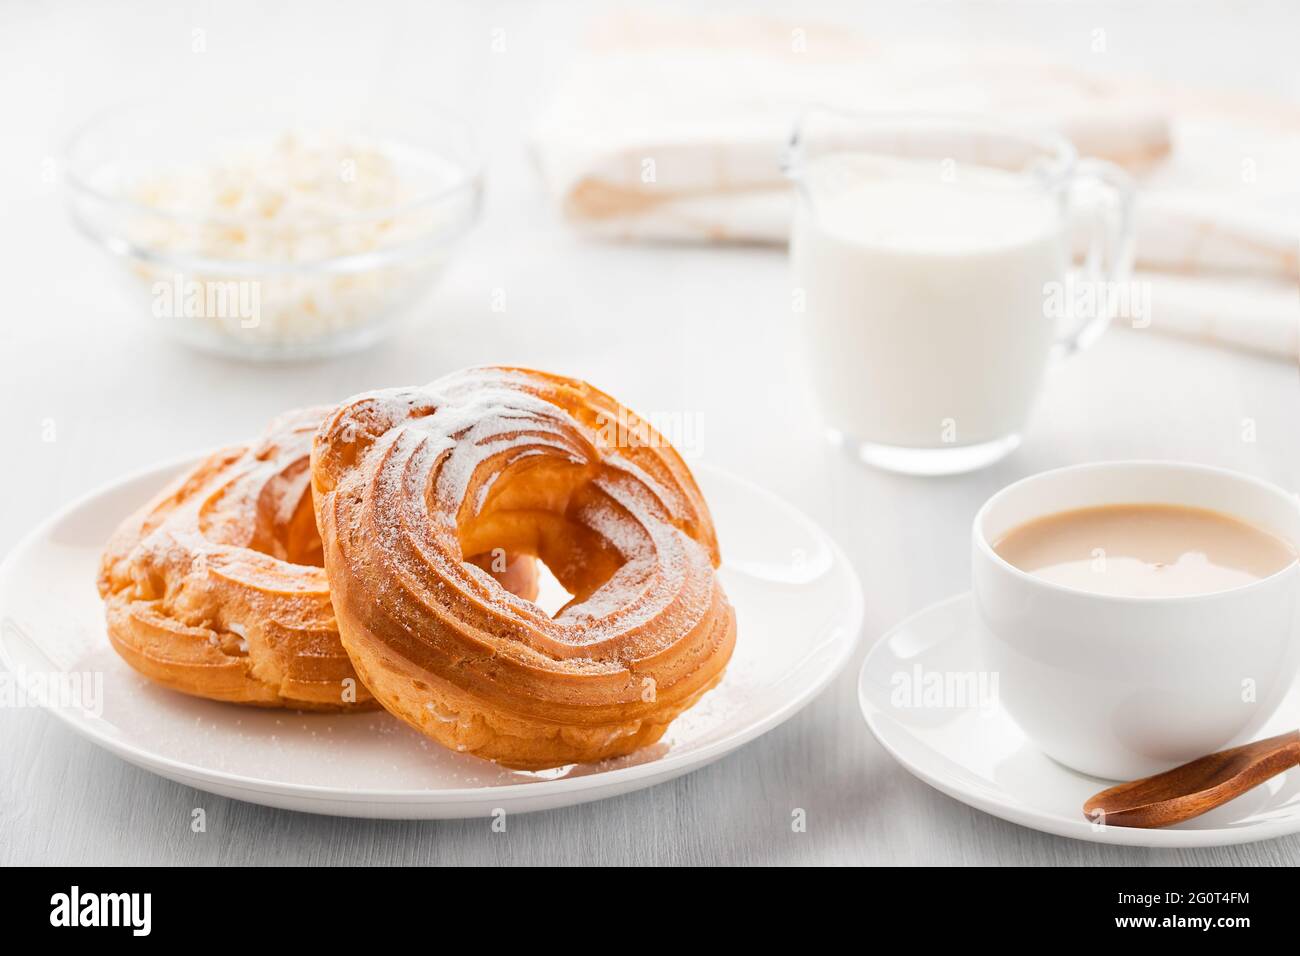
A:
785 110 1136 475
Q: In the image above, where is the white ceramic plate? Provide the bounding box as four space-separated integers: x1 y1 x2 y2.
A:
0 456 862 819
859 592 1300 847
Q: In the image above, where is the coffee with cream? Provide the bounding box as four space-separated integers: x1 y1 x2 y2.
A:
994 504 1297 598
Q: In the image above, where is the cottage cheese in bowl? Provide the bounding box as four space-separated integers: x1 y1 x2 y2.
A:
65 100 481 359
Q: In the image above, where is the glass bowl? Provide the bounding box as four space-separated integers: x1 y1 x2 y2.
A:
63 96 482 361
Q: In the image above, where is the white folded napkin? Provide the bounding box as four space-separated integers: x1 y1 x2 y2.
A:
533 12 1299 360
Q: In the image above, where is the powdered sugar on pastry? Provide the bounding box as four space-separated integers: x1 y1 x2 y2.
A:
310 366 736 770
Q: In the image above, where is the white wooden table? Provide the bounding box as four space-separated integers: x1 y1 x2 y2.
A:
2 0 1297 865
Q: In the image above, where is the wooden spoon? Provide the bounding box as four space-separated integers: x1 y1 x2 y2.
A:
1083 730 1300 828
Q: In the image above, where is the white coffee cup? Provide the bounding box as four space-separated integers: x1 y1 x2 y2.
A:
972 461 1300 780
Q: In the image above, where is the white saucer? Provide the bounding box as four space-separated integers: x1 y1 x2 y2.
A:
0 456 863 819
859 593 1300 847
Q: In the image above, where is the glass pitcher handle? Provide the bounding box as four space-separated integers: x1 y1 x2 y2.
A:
1056 158 1137 356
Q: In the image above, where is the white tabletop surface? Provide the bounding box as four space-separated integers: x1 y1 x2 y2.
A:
2 0 1298 865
